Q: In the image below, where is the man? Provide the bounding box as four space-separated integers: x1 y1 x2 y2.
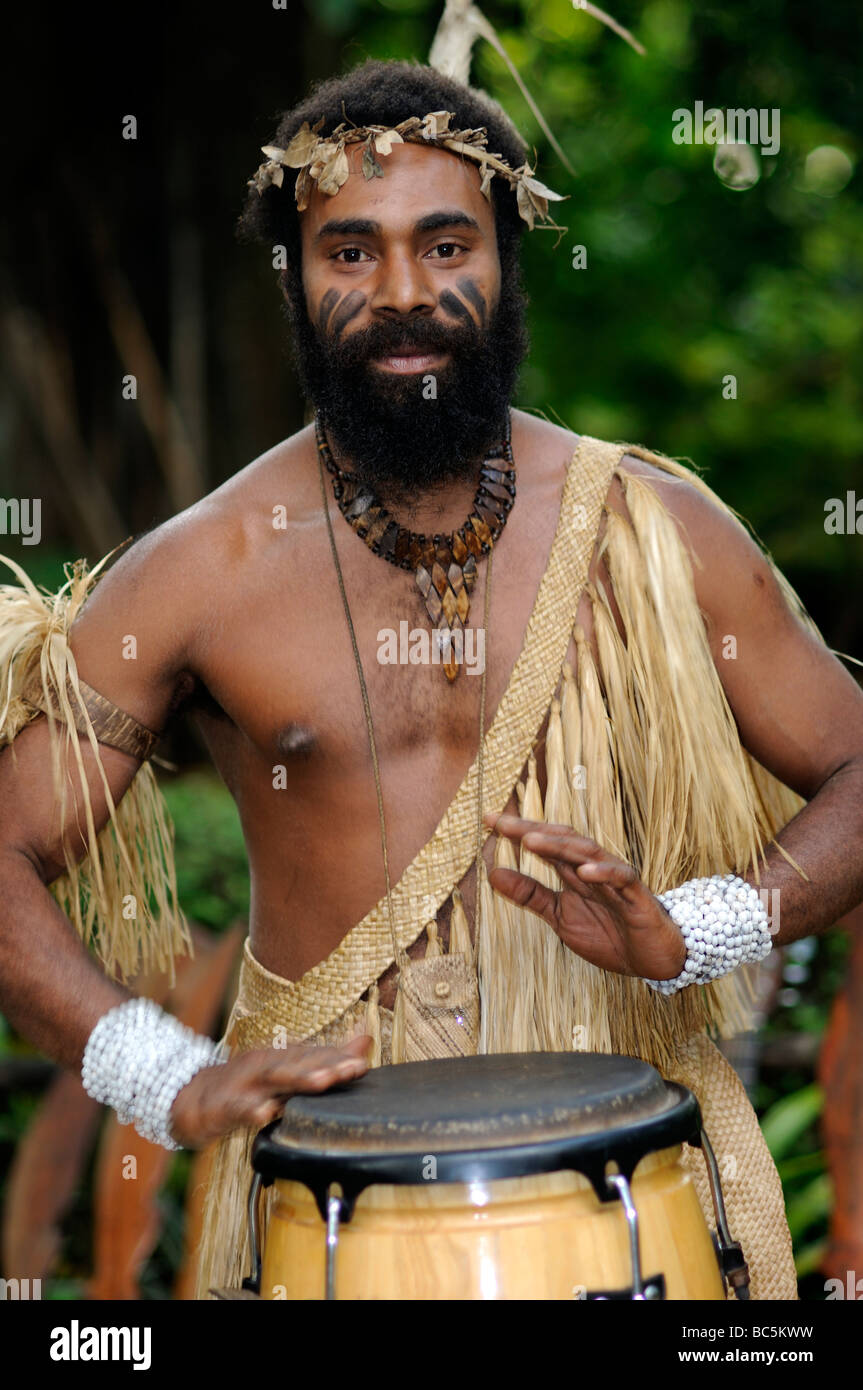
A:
1 59 862 1301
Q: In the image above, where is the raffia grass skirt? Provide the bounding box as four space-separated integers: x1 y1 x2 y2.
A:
192 943 798 1302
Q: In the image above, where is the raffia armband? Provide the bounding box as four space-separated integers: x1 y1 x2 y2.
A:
21 670 161 762
0 552 189 979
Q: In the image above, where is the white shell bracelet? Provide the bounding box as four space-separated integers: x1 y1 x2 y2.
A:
81 997 227 1150
646 873 773 996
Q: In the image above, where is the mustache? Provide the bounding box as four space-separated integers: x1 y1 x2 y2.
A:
315 313 481 365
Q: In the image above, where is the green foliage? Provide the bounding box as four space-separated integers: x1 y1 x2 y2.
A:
760 1082 823 1159
755 927 850 1286
760 1083 831 1280
785 1173 834 1241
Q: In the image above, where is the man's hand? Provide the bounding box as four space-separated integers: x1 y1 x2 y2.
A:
169 1033 372 1149
484 814 686 981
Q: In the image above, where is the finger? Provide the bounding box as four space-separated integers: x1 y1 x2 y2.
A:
229 1056 366 1133
244 1047 369 1094
489 816 606 863
295 1051 370 1088
282 1065 362 1094
215 1085 285 1134
248 1097 285 1130
549 857 609 899
486 813 593 839
519 827 610 868
483 812 548 841
575 858 640 897
487 865 560 928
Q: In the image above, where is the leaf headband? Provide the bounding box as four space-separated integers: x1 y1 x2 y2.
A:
247 109 566 231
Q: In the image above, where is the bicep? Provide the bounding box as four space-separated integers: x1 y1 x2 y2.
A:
66 529 195 735
0 717 140 880
684 497 863 799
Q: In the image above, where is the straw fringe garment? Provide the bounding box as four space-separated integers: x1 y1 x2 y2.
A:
0 435 809 1301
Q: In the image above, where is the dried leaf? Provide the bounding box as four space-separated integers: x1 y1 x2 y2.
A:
479 164 495 201
294 165 312 211
374 129 404 156
283 122 323 168
308 141 339 177
250 161 284 194
261 145 286 163
315 145 350 196
516 180 537 229
522 174 566 202
362 143 384 180
421 110 453 140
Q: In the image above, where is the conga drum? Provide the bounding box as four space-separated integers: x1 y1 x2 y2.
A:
246 1053 747 1301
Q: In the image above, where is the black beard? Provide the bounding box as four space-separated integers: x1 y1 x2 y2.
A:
283 271 529 502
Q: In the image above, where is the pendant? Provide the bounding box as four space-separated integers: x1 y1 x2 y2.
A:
414 551 478 682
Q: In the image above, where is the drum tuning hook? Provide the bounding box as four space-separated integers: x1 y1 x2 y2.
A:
699 1127 752 1301
605 1172 649 1299
325 1186 346 1301
242 1172 264 1296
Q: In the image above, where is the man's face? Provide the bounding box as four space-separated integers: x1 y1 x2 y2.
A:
287 141 528 499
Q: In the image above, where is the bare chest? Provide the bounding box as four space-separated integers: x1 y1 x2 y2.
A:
193 466 569 787
181 437 594 981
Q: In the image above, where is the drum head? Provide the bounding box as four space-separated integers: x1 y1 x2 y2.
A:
252 1054 702 1217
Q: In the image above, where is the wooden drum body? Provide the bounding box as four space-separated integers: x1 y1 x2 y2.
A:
249 1054 734 1302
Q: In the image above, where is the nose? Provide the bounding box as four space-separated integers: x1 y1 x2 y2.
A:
368 249 437 319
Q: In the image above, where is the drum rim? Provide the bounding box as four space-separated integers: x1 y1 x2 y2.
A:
251 1081 703 1222
268 1051 680 1154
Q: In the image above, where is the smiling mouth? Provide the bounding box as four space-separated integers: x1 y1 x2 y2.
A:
372 349 450 374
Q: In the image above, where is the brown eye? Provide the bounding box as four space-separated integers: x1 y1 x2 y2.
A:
333 247 371 263
427 242 464 260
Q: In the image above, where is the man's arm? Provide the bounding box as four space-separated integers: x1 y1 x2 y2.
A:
628 457 863 944
0 520 195 1063
0 512 368 1146
486 457 863 978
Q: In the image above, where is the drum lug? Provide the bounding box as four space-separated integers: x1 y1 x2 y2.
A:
605 1171 655 1300
699 1126 752 1301
241 1171 264 1295
325 1187 345 1301
583 1274 666 1301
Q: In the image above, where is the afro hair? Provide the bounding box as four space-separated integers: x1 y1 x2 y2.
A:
237 59 530 285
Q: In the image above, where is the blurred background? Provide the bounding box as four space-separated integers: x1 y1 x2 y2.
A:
0 0 860 1300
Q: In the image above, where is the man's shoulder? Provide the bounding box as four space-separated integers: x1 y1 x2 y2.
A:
601 442 742 554
182 422 317 541
517 413 735 550
520 413 721 523
106 425 317 583
602 443 778 612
